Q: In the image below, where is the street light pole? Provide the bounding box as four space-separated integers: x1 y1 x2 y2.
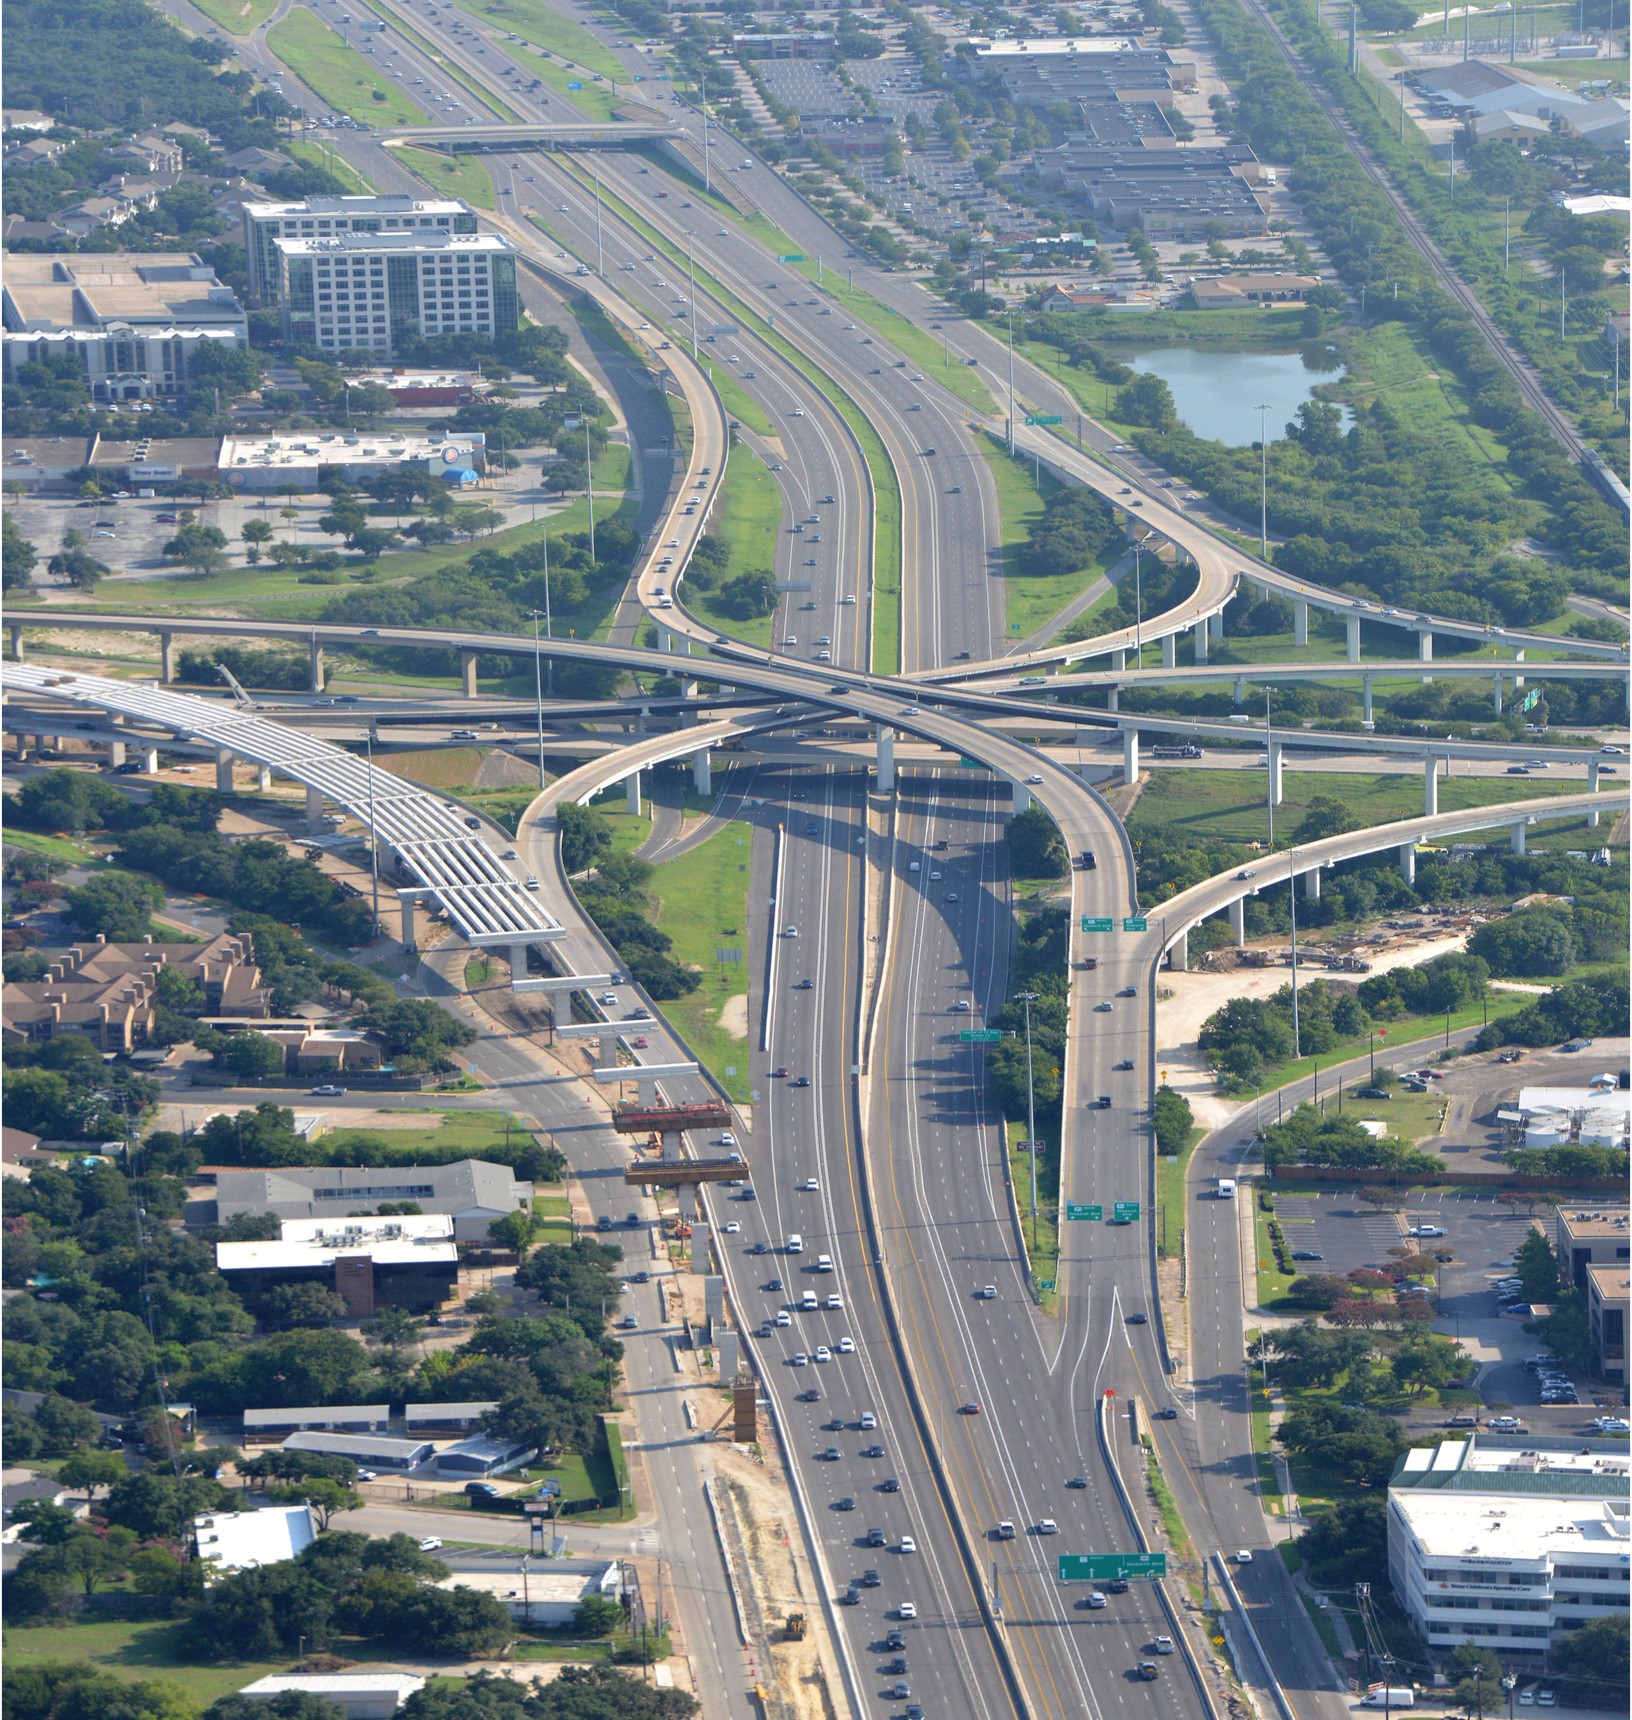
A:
583 423 596 562
591 161 604 275
1017 991 1040 1254
1258 402 1271 559
363 728 381 938
1007 316 1017 456
530 609 548 790
1133 532 1148 661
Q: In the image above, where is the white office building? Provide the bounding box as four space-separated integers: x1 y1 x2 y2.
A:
1388 1437 1631 1663
271 229 519 355
240 193 479 303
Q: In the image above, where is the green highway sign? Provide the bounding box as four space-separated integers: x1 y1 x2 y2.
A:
1123 917 1148 932
960 1029 1003 1044
1113 1201 1141 1223
1080 916 1113 933
960 756 981 768
1519 687 1542 712
1066 1203 1103 1222
1058 1552 1167 1583
1038 1279 1056 1291
1025 414 1063 426
777 252 806 263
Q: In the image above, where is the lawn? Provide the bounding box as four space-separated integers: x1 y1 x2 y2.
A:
453 0 624 79
285 137 372 193
513 47 624 121
183 0 277 30
1255 1199 1299 1306
649 819 756 1102
1 1617 302 1705
979 439 1118 645
586 783 653 857
1008 1118 1061 1310
323 1108 538 1159
265 11 430 125
681 443 781 647
374 746 484 790
2 828 93 863
397 146 496 210
1156 1119 1206 1261
531 1191 572 1247
1127 767 1577 846
465 953 494 987
704 361 774 437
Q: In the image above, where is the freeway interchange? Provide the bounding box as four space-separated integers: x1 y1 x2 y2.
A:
28 7 1630 1719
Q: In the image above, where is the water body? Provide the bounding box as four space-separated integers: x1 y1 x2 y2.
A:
1124 346 1350 446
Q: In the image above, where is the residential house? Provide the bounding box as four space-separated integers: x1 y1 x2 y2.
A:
53 197 136 237
5 137 67 169
2 110 57 134
111 132 185 176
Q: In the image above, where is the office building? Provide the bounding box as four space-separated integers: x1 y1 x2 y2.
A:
240 193 479 303
271 229 518 355
1 253 248 402
1388 1436 1631 1662
1586 1265 1629 1384
212 1158 532 1242
1555 1208 1632 1291
215 1214 459 1315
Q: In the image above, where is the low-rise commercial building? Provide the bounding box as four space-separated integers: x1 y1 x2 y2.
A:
1417 59 1588 122
442 1561 622 1627
279 1430 434 1471
215 1214 459 1315
344 370 479 406
212 1158 533 1241
217 430 488 492
403 1402 501 1434
431 1434 537 1478
1586 1265 1629 1385
242 1405 392 1445
1189 272 1319 309
1 252 248 401
232 1675 425 1718
1030 139 1267 239
194 1504 315 1575
1388 1436 1631 1663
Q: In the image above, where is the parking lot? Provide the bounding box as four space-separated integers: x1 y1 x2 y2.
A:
1272 1192 1406 1277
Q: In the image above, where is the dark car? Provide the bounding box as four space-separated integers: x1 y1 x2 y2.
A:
880 1477 900 1493
802 1389 822 1403
885 1629 905 1650
1290 1250 1324 1262
465 1481 501 1499
1155 1406 1178 1420
1105 1579 1130 1594
836 1496 855 1511
765 1278 783 1292
862 1443 885 1458
1355 1087 1392 1100
867 1527 887 1547
1126 1312 1148 1325
792 1076 811 1088
861 1567 881 1586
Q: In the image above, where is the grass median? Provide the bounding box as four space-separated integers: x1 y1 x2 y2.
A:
266 11 430 125
452 0 622 79
651 818 756 1103
286 138 372 193
682 442 779 648
184 0 277 30
1008 1118 1061 1311
396 146 496 209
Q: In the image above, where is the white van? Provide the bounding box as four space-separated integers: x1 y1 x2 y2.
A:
801 1290 819 1311
786 1233 803 1253
1217 1178 1237 1199
1359 1690 1413 1710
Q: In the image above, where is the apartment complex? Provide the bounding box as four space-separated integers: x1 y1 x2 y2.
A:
240 193 478 302
1388 1436 1631 1663
0 252 248 401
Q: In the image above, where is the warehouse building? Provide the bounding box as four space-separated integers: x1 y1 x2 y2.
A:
403 1402 501 1434
212 1159 533 1242
280 1430 434 1471
1388 1436 1631 1662
431 1434 537 1478
215 1214 459 1316
1030 139 1267 239
193 1504 315 1575
242 1405 392 1445
231 1674 425 1718
241 192 479 303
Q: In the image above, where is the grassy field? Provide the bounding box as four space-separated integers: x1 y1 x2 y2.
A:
266 11 430 125
1 1618 306 1704
397 146 496 209
587 784 653 858
650 819 756 1102
1008 1118 1061 1310
184 0 277 29
705 361 774 437
1156 1118 1206 1261
465 953 494 987
2 828 93 862
323 1108 537 1158
1128 767 1577 846
453 0 623 78
682 444 780 647
285 137 372 192
374 746 484 790
531 1190 572 1247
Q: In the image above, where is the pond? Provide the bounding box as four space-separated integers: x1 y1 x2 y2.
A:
1124 345 1350 446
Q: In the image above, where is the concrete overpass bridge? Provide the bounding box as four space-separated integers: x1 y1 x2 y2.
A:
377 119 679 151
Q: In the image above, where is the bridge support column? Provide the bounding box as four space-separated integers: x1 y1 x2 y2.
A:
215 749 235 794
1010 779 1032 815
626 771 643 817
7 622 22 662
875 725 895 793
1106 685 1119 711
1294 599 1309 647
1161 633 1176 670
139 747 159 775
459 650 479 698
1346 616 1361 662
1510 821 1527 856
1229 898 1246 946
1588 761 1601 825
1252 578 1271 602
1512 646 1526 692
1305 866 1322 901
1267 741 1284 807
158 631 175 683
1193 618 1209 665
693 747 712 796
1424 757 1439 817
1112 650 1127 673
1418 630 1434 661
1399 842 1417 885
306 785 326 828
1169 928 1189 972
309 639 325 693
108 740 127 769
1123 728 1140 785
655 625 671 653
1233 677 1246 707
1493 674 1503 715
399 893 418 950
1209 610 1225 641
1362 674 1374 726
256 763 272 791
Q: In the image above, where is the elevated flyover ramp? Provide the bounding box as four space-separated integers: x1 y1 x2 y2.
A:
377 119 679 151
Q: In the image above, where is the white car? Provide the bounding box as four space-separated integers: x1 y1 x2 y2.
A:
419 1537 443 1551
801 1177 820 1192
860 1411 877 1429
900 1535 917 1554
814 1345 832 1363
600 992 618 1006
719 1132 737 1147
898 1600 917 1619
1037 1519 1059 1535
826 1293 844 1309
1408 1224 1446 1238
723 1221 741 1234
791 1352 808 1367
775 1311 791 1327
783 924 799 938
838 1336 855 1353
1235 1548 1253 1564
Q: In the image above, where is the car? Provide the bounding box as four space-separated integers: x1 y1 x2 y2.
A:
1118 985 1137 998
1290 1250 1324 1261
900 1535 918 1554
1487 1416 1524 1430
1138 1662 1160 1682
723 1221 740 1234
310 1085 347 1096
1094 1000 1113 1013
826 1292 843 1309
783 924 798 938
791 1352 808 1368
792 1076 811 1088
1235 1548 1253 1564
898 1601 917 1619
802 1177 820 1192
818 1444 840 1460
355 1469 377 1481
765 1278 783 1292
862 1443 885 1458
795 977 814 990
1408 1224 1446 1238
1518 1692 1535 1707
1066 1476 1088 1489
1127 1311 1148 1324
976 1285 997 1300
959 1402 981 1415
859 1411 877 1429
1081 1591 1109 1610
1155 1406 1179 1420
775 1311 792 1327
1355 1087 1392 1100
1104 1579 1130 1595
419 1536 443 1551
465 1481 502 1499
1535 1694 1556 1708
1036 1519 1059 1535
1114 1058 1134 1071
881 1477 900 1492
814 1345 832 1363
619 1314 638 1329
1026 773 1044 785
951 999 972 1013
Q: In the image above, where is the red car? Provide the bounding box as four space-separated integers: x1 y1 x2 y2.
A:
959 1403 981 1415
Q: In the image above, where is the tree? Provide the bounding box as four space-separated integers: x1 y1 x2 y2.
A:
11 1500 82 1544
1114 371 1177 429
3 513 38 591
58 1446 128 1500
1007 805 1068 878
46 546 111 590
260 1281 350 1329
1552 1614 1629 1707
220 1031 288 1079
574 1592 626 1635
1513 1226 1561 1304
558 802 613 874
162 522 231 574
270 1477 362 1531
1468 909 1576 977
488 1209 543 1255
1295 1497 1387 1584
1293 795 1360 843
105 1472 235 1540
31 1394 104 1454
207 1695 353 1720
63 871 164 939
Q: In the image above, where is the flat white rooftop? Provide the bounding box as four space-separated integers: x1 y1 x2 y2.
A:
1520 1086 1632 1117
217 1213 458 1272
966 35 1141 55
218 432 486 471
1391 1485 1631 1562
271 231 511 257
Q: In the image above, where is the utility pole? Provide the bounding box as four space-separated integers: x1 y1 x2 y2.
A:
584 423 596 561
592 161 604 275
687 242 699 361
1017 991 1040 1255
1504 197 1511 273
1133 532 1147 660
1258 402 1270 559
1007 316 1017 455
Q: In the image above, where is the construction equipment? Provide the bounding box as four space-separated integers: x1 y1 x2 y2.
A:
215 662 256 709
784 1612 807 1641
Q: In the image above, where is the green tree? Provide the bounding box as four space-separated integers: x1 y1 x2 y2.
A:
558 802 613 874
1513 1227 1561 1304
162 522 231 574
1292 795 1360 843
1007 805 1068 878
269 1477 362 1531
1551 1614 1629 1707
1295 1497 1387 1584
574 1592 626 1635
488 1209 543 1255
3 513 38 591
63 871 164 939
260 1282 350 1330
220 1031 288 1079
58 1447 128 1500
